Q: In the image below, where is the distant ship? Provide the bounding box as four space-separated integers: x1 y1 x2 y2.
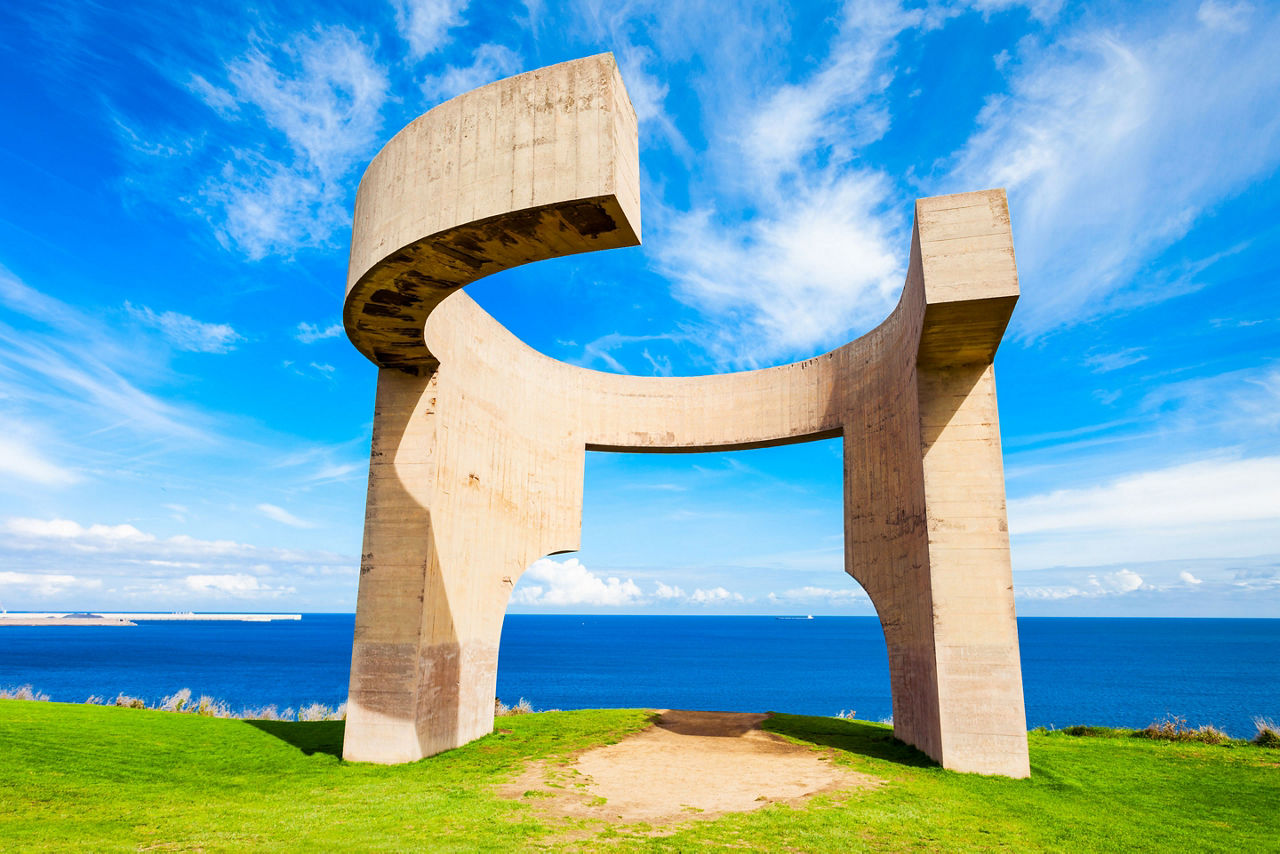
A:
776 615 814 620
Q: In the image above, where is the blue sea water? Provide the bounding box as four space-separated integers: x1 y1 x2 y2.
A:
0 615 1276 738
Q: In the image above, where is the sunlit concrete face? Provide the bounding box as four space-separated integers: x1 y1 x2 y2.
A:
341 53 1030 778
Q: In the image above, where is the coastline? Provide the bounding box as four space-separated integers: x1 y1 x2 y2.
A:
0 612 301 626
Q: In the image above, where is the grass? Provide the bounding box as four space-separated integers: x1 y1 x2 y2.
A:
1 700 1277 852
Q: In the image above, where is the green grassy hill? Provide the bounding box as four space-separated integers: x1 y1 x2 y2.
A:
1 700 1276 851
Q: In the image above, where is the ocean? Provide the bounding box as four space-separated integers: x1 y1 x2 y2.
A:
0 615 1275 738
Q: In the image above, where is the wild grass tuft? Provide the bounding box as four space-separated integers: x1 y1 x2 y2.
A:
0 685 345 720
297 702 347 722
1253 717 1280 748
1135 714 1231 745
160 688 191 712
0 685 49 702
495 697 535 716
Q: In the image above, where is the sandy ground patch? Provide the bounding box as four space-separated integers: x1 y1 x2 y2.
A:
502 709 879 831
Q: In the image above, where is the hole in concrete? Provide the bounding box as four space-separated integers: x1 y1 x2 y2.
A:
498 440 893 721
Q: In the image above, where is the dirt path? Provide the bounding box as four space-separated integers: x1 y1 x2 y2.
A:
502 710 879 831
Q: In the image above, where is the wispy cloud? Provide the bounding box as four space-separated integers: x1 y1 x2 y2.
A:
0 432 78 487
125 302 242 353
392 0 469 60
1009 454 1280 567
0 571 99 597
0 271 211 444
257 504 317 529
1011 455 1280 533
655 0 919 366
294 322 343 343
1085 347 1148 374
420 43 521 102
0 516 352 609
183 26 389 259
950 3 1280 333
1012 555 1280 615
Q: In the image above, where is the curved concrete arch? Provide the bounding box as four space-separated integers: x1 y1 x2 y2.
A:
343 53 1030 777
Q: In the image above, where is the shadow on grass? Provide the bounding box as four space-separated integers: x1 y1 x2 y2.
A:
763 713 938 770
243 719 345 759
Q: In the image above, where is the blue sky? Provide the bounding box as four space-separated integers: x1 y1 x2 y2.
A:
0 0 1277 617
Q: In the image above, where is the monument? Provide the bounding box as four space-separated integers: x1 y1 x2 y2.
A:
340 53 1030 778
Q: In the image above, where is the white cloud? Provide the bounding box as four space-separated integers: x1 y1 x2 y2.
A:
657 0 917 366
653 581 685 599
662 174 902 367
689 586 744 604
6 518 154 544
421 43 521 102
1197 0 1252 32
512 557 644 607
1009 455 1280 568
1 516 341 566
775 585 868 603
1018 568 1145 600
392 0 469 60
0 516 351 609
950 5 1280 332
1098 568 1144 593
0 571 98 596
185 573 289 597
295 322 343 343
125 302 242 353
1013 557 1280 614
256 504 317 529
1010 456 1280 534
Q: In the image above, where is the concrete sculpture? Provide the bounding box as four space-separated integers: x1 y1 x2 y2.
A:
341 53 1030 778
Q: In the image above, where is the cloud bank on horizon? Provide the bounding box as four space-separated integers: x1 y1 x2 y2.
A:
0 0 1276 616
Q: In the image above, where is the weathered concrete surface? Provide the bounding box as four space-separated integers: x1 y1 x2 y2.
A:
342 53 1030 777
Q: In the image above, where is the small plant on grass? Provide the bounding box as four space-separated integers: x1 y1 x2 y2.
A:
834 709 857 720
1253 717 1280 748
113 693 147 709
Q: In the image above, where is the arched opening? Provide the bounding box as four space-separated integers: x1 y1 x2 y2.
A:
498 439 893 722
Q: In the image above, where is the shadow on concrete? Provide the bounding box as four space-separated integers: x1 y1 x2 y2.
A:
763 713 938 769
243 719 345 759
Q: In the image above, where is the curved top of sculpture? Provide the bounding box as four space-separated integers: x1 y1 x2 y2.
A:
344 53 640 371
345 54 1019 450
